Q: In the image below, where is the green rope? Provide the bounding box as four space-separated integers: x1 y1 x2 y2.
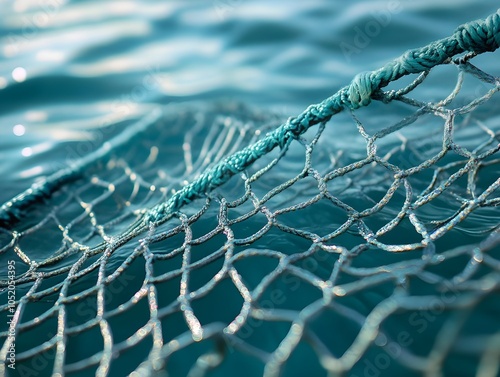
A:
0 109 163 228
0 10 499 229
144 10 500 224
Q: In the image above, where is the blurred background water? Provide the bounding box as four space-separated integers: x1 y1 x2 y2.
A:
1 1 499 377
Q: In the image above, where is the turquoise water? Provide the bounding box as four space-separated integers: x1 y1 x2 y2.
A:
1 1 499 377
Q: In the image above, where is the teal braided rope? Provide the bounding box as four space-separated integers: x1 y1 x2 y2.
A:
144 10 500 224
0 11 499 229
0 108 163 228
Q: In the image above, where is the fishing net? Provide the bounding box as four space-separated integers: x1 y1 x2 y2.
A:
1 10 500 377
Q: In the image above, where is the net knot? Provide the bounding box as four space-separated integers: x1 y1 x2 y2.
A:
455 11 500 53
277 118 299 147
348 72 379 109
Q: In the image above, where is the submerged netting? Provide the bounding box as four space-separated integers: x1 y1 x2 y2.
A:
1 10 500 377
